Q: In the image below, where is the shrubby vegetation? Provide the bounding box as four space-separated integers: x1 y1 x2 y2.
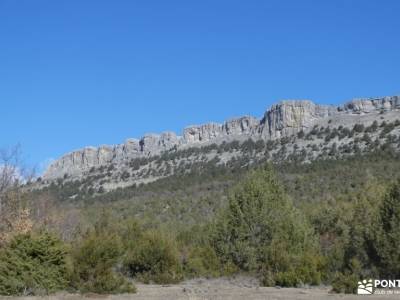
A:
0 232 69 296
123 229 182 284
33 118 400 209
69 217 135 294
211 166 322 286
4 125 400 295
372 181 400 278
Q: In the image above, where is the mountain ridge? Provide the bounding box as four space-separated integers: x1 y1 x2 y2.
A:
44 95 400 180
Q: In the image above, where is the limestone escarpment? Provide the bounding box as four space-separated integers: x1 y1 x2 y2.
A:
43 95 400 180
260 100 337 138
340 95 400 113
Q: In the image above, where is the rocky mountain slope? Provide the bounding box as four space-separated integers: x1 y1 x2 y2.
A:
41 95 400 193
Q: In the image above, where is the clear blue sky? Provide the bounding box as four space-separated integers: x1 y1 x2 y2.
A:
1 0 399 171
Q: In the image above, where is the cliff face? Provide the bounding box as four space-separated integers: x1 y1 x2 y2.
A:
183 116 259 144
43 95 400 180
260 100 337 138
340 96 400 113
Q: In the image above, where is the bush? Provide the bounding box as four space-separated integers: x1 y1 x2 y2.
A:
273 270 300 287
212 165 320 285
183 245 222 277
0 232 69 296
297 130 305 139
123 230 182 284
353 124 365 133
331 272 358 294
373 180 400 277
70 230 135 294
260 242 323 287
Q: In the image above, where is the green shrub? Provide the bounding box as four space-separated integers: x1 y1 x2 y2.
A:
293 253 323 285
183 245 222 277
0 232 69 296
123 230 182 284
274 270 301 287
353 123 365 133
261 245 323 287
71 231 135 294
211 165 320 286
331 272 358 294
373 180 400 277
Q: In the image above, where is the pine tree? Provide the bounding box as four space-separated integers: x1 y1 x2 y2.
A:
212 165 320 285
374 180 400 277
0 232 68 295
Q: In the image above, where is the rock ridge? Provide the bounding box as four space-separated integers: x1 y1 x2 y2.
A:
43 95 400 179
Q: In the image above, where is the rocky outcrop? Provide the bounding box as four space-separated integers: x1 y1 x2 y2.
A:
140 132 181 155
182 116 259 144
43 95 400 180
114 139 141 162
260 100 336 138
341 96 400 113
224 116 259 136
183 123 223 144
45 146 113 178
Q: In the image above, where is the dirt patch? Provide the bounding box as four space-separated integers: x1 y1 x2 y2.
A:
1 277 397 300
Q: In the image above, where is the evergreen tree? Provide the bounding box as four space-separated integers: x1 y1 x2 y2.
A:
70 218 136 294
374 180 400 277
212 165 320 285
0 233 69 295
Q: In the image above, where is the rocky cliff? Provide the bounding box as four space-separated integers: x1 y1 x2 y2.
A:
43 95 400 180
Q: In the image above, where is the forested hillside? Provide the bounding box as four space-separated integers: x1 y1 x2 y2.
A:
3 112 400 295
3 150 399 295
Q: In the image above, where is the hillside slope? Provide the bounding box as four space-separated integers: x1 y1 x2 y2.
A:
42 95 399 188
34 104 400 198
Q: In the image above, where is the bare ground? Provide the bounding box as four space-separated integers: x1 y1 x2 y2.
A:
1 277 398 300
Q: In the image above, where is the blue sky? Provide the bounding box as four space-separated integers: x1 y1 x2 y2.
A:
1 0 399 171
